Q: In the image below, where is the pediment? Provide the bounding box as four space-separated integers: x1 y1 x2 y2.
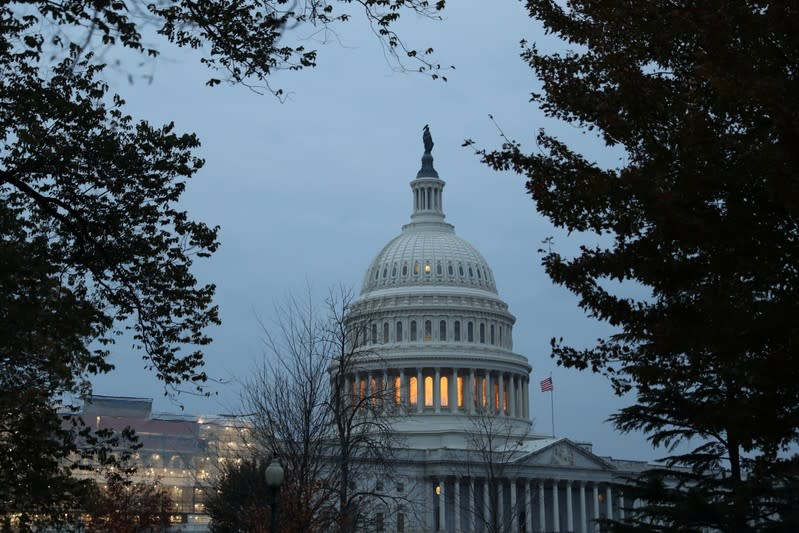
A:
519 438 614 471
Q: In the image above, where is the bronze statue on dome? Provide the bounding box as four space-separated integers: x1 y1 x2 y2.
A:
423 124 434 154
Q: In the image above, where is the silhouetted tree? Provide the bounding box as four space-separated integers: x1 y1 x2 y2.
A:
1 0 445 522
476 1 799 530
84 471 172 533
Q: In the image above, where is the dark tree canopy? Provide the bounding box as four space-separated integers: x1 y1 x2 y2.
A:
478 1 799 531
1 0 445 524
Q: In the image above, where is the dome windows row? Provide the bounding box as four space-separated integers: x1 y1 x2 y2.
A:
363 317 511 349
370 259 493 289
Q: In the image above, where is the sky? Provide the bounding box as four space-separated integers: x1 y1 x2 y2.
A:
92 0 663 462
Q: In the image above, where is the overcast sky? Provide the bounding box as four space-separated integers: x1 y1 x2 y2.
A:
92 0 664 462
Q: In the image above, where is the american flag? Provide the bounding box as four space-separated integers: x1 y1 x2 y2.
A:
540 377 553 392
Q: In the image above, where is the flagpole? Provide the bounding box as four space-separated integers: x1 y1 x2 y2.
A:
550 372 555 438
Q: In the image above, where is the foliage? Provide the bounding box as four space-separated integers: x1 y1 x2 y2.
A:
476 1 799 530
83 471 172 533
205 458 272 533
1 0 445 523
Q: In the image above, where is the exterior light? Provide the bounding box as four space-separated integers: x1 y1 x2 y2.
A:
265 459 284 488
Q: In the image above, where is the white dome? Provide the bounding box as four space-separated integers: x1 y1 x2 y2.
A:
361 222 497 295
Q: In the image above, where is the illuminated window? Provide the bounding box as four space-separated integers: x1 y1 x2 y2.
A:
410 320 417 341
409 377 418 405
359 380 366 402
396 321 403 342
494 381 500 411
440 376 449 407
490 324 495 345
414 262 420 275
467 322 474 342
481 377 488 407
424 320 432 341
394 376 401 404
371 377 378 405
454 321 461 341
424 262 431 274
439 320 446 341
503 380 509 412
480 323 486 343
424 376 433 407
457 376 464 408
383 322 389 343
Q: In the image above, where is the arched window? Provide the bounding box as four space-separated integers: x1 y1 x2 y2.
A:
374 269 379 280
424 262 431 274
467 322 474 342
394 376 401 405
480 323 486 343
476 268 481 279
490 324 495 345
440 376 449 407
383 267 388 278
383 322 389 343
459 264 464 276
414 262 420 275
402 263 408 276
396 321 403 342
410 321 417 342
409 377 418 405
448 263 454 276
371 323 377 344
424 376 433 407
424 320 432 341
468 266 474 278
439 320 447 341
454 321 461 341
436 262 442 275
392 264 397 277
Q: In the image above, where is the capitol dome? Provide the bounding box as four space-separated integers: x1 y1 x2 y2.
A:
344 128 533 445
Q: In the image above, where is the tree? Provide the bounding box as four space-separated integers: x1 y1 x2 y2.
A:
1 0 446 521
84 471 173 533
205 458 272 533
239 288 404 533
476 1 799 530
464 407 532 533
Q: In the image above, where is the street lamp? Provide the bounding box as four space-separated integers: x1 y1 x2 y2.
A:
265 459 284 533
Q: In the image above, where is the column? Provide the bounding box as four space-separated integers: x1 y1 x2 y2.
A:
566 481 573 533
525 480 532 533
538 480 545 533
417 369 423 413
440 479 447 531
552 481 560 532
497 481 504 530
592 484 599 533
469 369 476 414
619 493 625 521
469 478 475 533
524 377 529 418
486 372 494 411
399 368 406 406
430 479 437 532
605 485 613 521
579 482 587 533
451 368 458 413
510 480 518 533
483 479 490 532
454 478 460 533
434 368 441 413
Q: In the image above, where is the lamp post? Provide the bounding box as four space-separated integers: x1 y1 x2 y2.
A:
265 459 284 533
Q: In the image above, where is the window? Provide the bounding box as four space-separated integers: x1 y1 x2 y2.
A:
394 376 401 405
468 266 474 278
424 376 433 407
439 320 446 341
457 376 464 407
376 512 384 533
370 376 378 406
436 262 442 275
374 269 379 280
410 320 417 341
481 377 488 407
360 380 366 402
396 321 403 342
409 377 418 405
490 324 495 345
424 320 432 341
467 322 474 342
402 263 408 276
499 325 503 347
371 323 377 344
454 321 461 341
383 322 389 343
480 323 486 343
414 262 420 275
459 264 464 276
424 262 431 274
397 513 405 533
477 267 481 279
448 263 454 276
440 376 449 407
392 264 397 277
503 380 509 412
383 267 388 278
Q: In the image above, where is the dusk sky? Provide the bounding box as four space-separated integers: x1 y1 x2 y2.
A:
92 0 664 462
